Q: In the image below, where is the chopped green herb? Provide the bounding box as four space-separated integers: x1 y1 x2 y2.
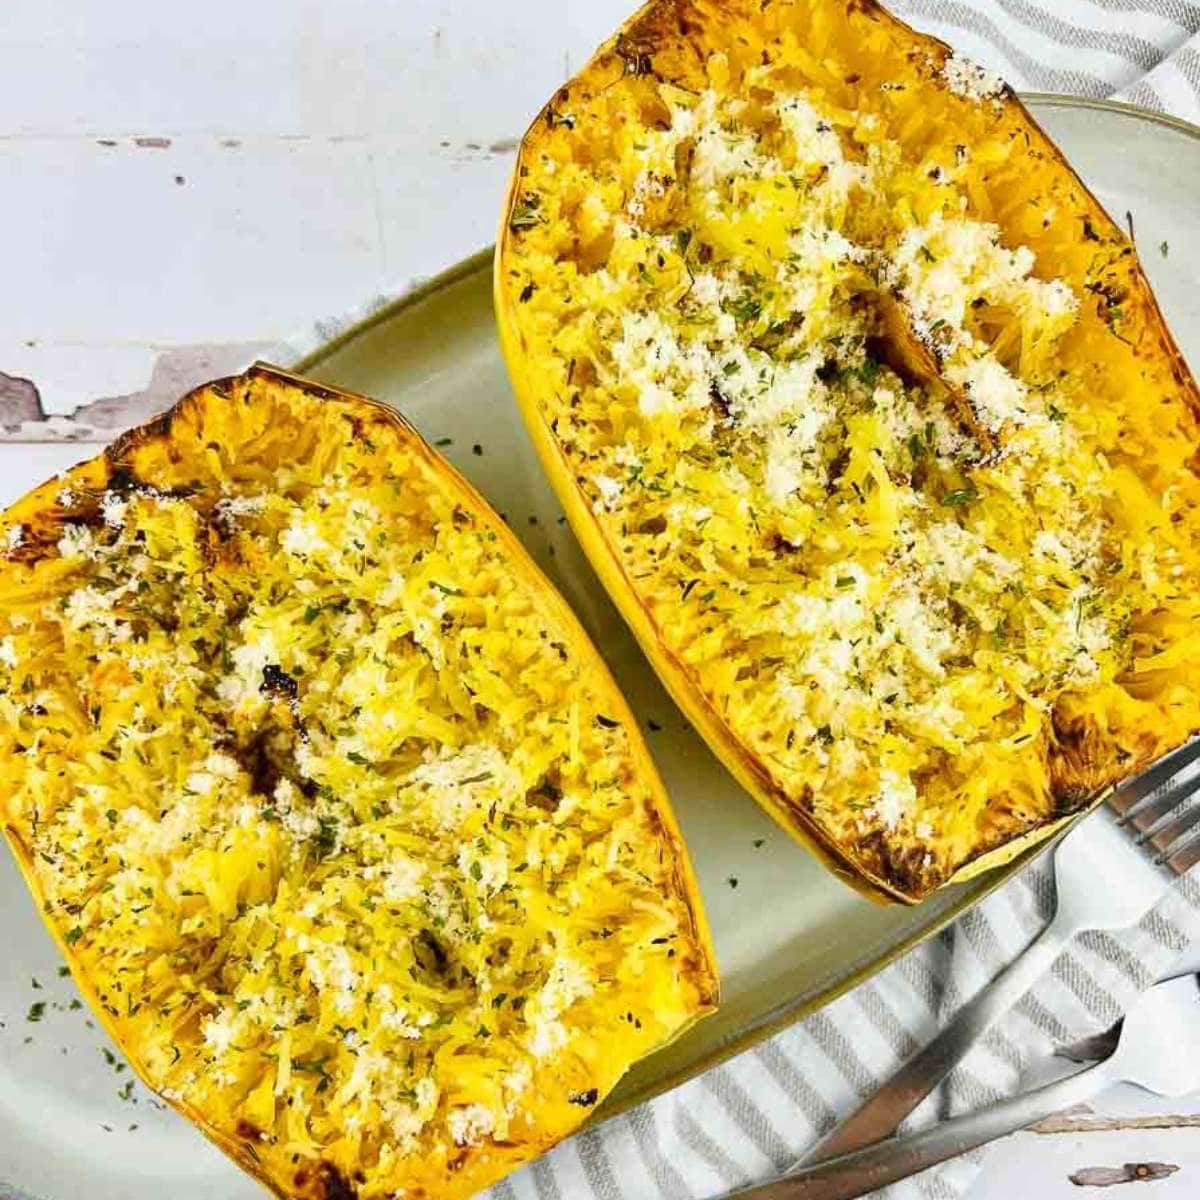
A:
509 205 541 231
941 487 978 508
291 1057 330 1074
730 296 763 324
313 818 339 857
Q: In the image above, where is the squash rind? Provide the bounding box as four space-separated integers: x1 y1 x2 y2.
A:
0 364 716 1199
495 0 1200 903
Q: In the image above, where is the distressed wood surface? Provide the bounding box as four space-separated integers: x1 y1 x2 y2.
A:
0 0 633 437
1 0 1197 1196
1068 1163 1180 1188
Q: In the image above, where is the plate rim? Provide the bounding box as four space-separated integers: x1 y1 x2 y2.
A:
3 96 1196 1200
290 94 1200 386
1022 91 1200 143
283 94 1200 1119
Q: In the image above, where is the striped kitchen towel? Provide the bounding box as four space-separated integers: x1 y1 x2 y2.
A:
269 6 1200 1199
479 871 1200 1200
889 0 1200 119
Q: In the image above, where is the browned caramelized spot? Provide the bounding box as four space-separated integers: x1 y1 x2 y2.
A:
320 1162 356 1200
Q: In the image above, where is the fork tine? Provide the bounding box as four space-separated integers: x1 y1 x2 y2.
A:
1164 832 1200 876
1114 755 1200 831
1144 800 1200 858
1110 737 1200 818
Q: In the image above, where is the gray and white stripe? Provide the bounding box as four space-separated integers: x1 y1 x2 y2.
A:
889 0 1200 119
486 867 1199 1200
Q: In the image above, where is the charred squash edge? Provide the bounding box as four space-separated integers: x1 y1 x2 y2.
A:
0 362 717 1199
494 0 1200 904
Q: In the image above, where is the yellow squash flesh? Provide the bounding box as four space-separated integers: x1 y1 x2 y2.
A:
495 0 1200 902
0 365 716 1199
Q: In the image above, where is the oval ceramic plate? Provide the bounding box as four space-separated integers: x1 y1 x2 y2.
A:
3 98 1199 1200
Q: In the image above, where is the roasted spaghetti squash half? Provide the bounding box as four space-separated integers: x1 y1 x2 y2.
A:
0 366 715 1199
496 0 1200 902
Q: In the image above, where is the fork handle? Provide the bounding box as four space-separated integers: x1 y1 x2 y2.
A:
807 913 1071 1161
732 1058 1114 1200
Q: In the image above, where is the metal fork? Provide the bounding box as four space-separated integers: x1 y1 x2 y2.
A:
806 737 1200 1163
735 973 1200 1200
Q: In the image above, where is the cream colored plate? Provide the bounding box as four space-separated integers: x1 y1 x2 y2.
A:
2 98 1198 1200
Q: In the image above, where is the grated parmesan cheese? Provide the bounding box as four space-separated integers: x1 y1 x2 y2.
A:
447 1103 496 1148
56 524 96 560
502 55 1159 892
100 492 128 528
941 54 1006 103
872 768 917 831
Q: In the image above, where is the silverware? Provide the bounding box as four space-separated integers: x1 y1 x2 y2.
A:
806 737 1200 1163
729 973 1200 1200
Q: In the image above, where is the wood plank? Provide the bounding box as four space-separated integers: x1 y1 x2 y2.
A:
971 1127 1198 1198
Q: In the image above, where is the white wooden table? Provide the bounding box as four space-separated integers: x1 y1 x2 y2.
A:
1 1 1196 1194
